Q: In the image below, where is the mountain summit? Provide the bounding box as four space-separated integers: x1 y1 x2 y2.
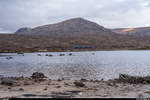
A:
15 18 114 36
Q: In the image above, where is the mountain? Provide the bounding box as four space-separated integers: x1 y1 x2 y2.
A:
15 18 115 36
112 27 150 36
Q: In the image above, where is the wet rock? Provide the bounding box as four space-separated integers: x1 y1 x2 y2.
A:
73 81 86 87
6 57 13 60
92 53 95 55
59 54 65 56
31 72 47 79
101 78 104 81
1 78 16 86
68 53 72 56
136 93 144 98
45 54 49 56
48 54 53 56
45 54 53 56
80 78 88 82
37 54 42 56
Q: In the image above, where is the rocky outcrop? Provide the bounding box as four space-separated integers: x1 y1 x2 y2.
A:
15 27 32 35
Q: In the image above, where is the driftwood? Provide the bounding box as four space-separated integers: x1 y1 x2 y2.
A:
115 74 150 84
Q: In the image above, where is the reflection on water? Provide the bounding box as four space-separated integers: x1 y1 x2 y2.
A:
1 51 150 80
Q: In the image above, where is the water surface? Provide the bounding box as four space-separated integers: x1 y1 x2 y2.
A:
0 51 150 80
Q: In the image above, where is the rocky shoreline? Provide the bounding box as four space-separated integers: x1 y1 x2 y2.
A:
0 72 150 98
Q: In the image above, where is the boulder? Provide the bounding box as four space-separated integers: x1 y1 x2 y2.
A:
73 81 86 87
31 72 47 79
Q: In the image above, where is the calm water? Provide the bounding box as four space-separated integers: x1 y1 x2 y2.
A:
0 51 150 80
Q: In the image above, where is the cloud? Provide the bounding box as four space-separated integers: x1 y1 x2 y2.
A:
0 0 150 33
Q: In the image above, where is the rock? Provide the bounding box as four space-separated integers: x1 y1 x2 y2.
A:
1 78 16 86
59 54 65 56
8 87 11 89
24 82 30 86
55 86 61 88
45 54 49 56
64 82 70 86
31 72 47 79
48 54 53 56
22 94 37 97
144 91 150 94
80 78 88 82
47 81 51 85
73 81 86 87
19 88 24 91
57 79 62 81
6 57 13 60
43 86 48 91
68 53 72 56
136 94 144 98
0 75 4 78
101 78 104 81
37 54 42 56
45 54 53 56
106 82 114 86
92 53 95 55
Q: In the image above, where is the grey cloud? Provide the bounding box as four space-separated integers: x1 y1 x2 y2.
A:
0 0 150 33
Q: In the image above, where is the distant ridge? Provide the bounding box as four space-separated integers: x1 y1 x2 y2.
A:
112 27 150 36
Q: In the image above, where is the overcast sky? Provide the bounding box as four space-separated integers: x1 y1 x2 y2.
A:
0 0 150 33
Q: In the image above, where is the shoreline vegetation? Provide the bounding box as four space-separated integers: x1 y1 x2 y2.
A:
1 48 150 53
1 72 150 98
